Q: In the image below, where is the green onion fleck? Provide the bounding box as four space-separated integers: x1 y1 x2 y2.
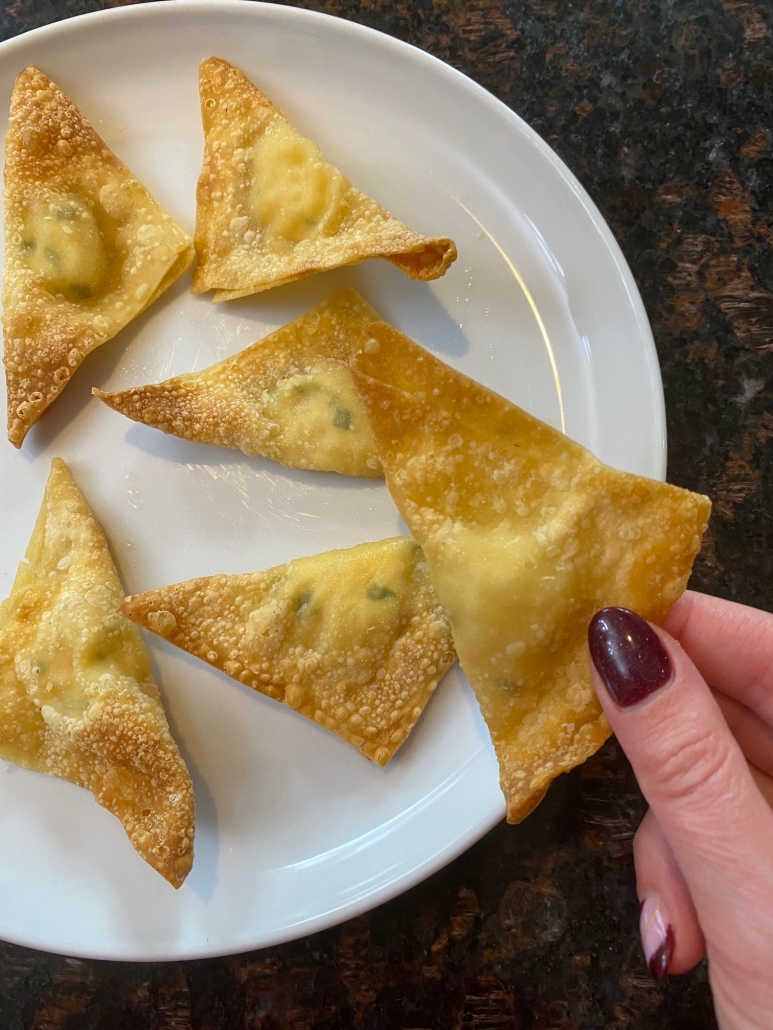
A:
334 407 352 430
367 585 396 601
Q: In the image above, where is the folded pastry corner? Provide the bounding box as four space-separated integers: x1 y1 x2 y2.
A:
120 537 456 766
3 67 194 447
351 323 711 822
0 458 195 886
94 287 384 477
192 57 456 300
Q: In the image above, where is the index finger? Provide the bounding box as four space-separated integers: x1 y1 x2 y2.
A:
664 591 773 724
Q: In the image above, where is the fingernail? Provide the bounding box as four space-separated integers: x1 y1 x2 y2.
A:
639 894 674 981
588 607 672 708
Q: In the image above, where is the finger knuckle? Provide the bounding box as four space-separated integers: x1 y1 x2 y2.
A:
652 728 736 809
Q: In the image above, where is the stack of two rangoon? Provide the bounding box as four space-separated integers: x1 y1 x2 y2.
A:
101 289 711 824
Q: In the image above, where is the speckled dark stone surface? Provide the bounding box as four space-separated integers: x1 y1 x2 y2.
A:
2 0 772 1025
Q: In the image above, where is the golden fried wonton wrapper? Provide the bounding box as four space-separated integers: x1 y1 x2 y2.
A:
120 537 456 766
192 57 456 301
95 288 383 477
0 459 195 886
352 325 712 822
3 67 194 447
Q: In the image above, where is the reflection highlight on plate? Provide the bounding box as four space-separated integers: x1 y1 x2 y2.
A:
282 743 483 875
451 197 566 434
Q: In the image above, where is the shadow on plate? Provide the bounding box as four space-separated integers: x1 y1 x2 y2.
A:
18 273 193 462
206 260 469 357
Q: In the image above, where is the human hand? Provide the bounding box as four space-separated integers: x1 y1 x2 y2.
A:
587 591 773 1030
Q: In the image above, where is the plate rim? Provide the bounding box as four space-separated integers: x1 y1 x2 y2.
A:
0 0 665 960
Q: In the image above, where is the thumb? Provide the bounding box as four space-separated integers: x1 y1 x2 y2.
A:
588 608 773 976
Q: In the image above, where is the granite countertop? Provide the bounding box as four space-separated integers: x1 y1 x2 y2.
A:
2 0 771 1026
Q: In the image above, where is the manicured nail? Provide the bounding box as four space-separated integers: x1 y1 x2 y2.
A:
639 894 674 981
588 607 672 708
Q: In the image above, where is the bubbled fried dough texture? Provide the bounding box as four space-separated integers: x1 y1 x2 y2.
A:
3 67 194 447
120 537 456 765
0 459 194 887
352 325 711 822
192 57 456 300
95 288 383 477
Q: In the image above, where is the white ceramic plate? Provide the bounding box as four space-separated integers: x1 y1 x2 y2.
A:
0 0 665 960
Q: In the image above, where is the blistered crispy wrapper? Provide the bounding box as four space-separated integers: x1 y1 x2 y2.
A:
120 537 456 766
0 459 195 886
3 67 194 447
352 325 712 822
95 288 384 477
192 57 456 300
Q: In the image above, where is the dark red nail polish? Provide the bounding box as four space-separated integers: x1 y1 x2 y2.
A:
588 607 672 707
640 896 674 981
648 924 675 981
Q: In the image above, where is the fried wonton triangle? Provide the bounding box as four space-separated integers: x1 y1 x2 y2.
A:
120 537 456 766
0 459 195 886
3 67 195 447
95 288 383 477
192 57 456 301
351 325 712 822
